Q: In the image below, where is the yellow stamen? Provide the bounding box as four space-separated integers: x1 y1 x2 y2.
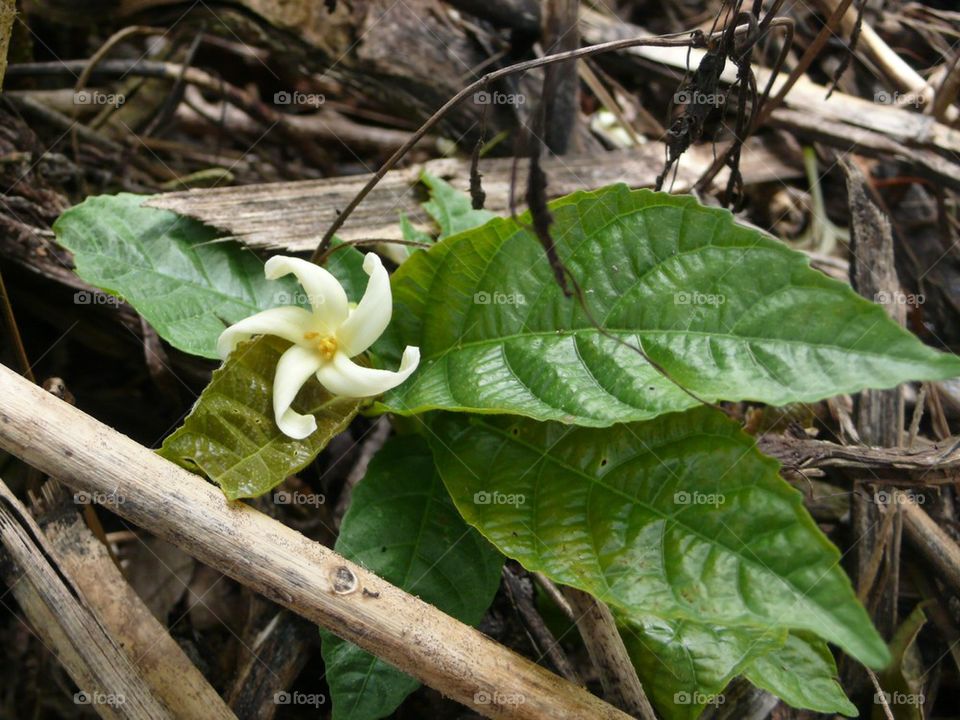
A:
316 336 338 361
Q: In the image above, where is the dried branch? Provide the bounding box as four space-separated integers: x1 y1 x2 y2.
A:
0 363 631 720
0 479 173 719
562 587 656 720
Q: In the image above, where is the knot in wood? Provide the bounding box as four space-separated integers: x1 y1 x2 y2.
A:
331 565 358 595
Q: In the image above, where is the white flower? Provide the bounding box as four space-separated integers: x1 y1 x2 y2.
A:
218 254 420 439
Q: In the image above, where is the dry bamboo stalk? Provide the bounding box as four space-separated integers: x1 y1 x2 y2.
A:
0 480 173 719
36 486 237 720
0 364 631 720
563 587 657 720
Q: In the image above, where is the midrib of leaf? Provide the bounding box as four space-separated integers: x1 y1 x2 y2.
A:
466 419 840 627
416 326 918 366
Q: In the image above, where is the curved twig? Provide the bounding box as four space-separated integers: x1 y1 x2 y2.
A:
309 18 789 262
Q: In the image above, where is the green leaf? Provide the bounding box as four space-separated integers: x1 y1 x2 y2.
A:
620 617 786 720
428 407 891 669
420 172 495 240
158 336 361 499
745 632 857 716
54 193 366 359
871 603 927 720
321 436 503 720
378 185 960 426
399 213 433 246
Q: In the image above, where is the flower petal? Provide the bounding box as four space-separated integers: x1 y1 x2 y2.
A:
217 306 315 359
316 346 420 398
273 345 324 439
336 253 392 357
264 256 349 327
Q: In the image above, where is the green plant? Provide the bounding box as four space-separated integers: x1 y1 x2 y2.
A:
54 176 960 719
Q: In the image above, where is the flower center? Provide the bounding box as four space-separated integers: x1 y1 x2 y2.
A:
304 332 338 361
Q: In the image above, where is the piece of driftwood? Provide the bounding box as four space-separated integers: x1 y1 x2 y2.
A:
0 363 631 720
145 139 800 250
33 482 236 720
0 479 173 719
562 587 656 720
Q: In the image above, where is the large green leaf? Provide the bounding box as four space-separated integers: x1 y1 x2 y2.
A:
321 436 502 720
158 336 361 499
378 185 960 425
54 193 366 358
620 617 786 720
744 632 857 716
428 407 890 669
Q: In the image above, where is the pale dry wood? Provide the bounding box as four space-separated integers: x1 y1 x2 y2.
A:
144 140 799 251
0 364 632 720
0 479 173 719
813 0 958 121
562 586 656 720
34 484 236 720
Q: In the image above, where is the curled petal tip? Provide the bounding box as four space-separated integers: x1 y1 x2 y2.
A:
263 255 284 280
276 412 318 440
362 252 383 274
400 345 421 371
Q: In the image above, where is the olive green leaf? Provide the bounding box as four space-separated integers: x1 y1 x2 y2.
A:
159 336 361 499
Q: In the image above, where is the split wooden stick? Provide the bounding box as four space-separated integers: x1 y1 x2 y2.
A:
0 364 630 720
